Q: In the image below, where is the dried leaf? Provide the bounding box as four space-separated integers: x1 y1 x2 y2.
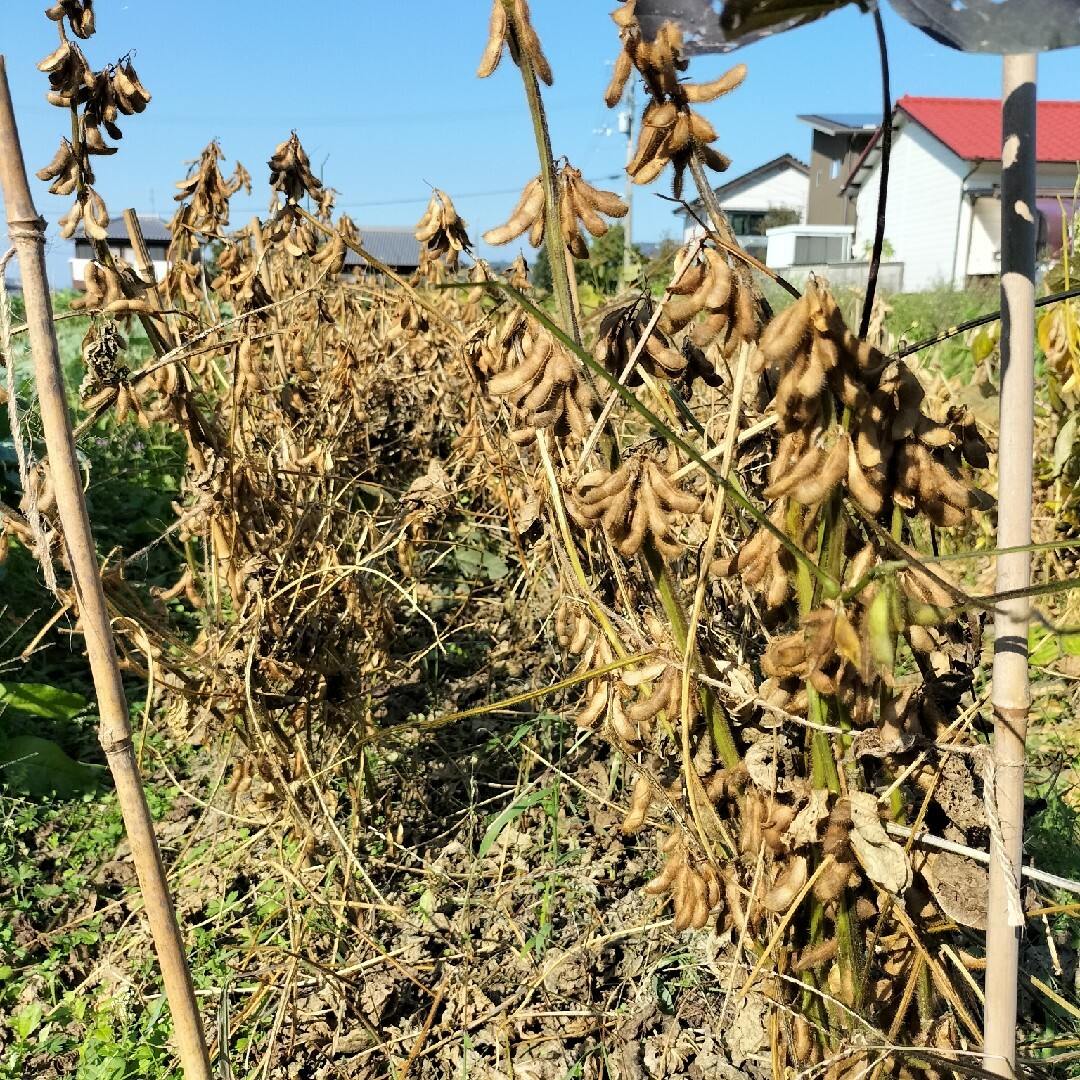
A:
744 734 795 793
787 788 830 849
848 791 911 894
921 849 988 930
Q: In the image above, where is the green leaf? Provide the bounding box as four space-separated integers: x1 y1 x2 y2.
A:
451 535 509 581
12 1000 44 1042
970 328 996 363
478 789 553 859
1029 628 1060 667
0 735 105 797
652 971 677 1014
0 682 90 723
1053 413 1078 478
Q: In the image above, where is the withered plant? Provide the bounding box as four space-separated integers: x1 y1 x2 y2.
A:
460 1 1008 1075
17 1 1074 1076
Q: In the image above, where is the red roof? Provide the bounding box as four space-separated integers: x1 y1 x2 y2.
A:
898 95 1080 162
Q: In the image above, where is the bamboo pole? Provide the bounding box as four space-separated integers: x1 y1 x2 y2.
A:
0 57 213 1080
983 52 1037 1079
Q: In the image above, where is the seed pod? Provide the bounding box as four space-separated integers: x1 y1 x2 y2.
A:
646 461 699 514
683 63 747 103
483 176 545 247
644 849 684 895
792 1015 815 1065
846 441 885 515
760 293 811 364
476 0 509 77
763 856 808 913
605 47 633 107
763 441 825 500
621 660 669 687
621 773 653 835
626 670 673 723
866 585 896 677
791 431 850 506
762 631 808 680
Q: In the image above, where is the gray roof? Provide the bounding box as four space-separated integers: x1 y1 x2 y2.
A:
73 213 171 244
342 226 421 269
797 113 880 136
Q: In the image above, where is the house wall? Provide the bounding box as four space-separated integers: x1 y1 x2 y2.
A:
806 130 872 226
682 166 809 242
966 197 1002 278
70 256 170 290
766 224 854 267
853 132 1080 290
722 169 809 216
71 238 172 289
853 123 967 291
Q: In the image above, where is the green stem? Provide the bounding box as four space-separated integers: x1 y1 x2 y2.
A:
503 1 578 345
642 542 739 770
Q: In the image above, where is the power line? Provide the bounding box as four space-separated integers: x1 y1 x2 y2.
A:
227 175 624 213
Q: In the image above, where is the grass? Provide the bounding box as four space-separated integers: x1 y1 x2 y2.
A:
0 776 177 1079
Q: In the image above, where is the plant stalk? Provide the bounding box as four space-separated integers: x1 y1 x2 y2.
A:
858 6 892 341
0 56 213 1080
503 0 579 345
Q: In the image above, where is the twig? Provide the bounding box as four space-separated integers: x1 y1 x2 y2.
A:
858 6 892 341
893 284 1080 359
885 822 1080 896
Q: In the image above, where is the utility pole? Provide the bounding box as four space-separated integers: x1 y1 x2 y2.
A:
620 76 635 290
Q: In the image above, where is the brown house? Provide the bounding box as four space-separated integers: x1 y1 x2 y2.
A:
797 113 878 226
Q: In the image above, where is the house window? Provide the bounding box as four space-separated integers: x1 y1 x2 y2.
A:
793 235 848 265
727 211 767 237
830 159 841 181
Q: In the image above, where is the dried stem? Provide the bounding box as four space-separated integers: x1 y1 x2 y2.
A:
0 55 213 1080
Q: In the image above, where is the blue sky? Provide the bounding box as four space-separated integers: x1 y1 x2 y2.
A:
3 1 1079 285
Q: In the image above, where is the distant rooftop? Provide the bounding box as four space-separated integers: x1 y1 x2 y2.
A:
72 213 171 244
843 95 1080 193
342 225 422 269
898 95 1080 162
797 113 880 136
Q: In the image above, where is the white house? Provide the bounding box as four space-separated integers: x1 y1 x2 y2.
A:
680 154 809 262
71 214 171 290
845 96 1080 291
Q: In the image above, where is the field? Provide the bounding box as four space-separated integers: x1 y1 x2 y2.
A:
3 4 1080 1080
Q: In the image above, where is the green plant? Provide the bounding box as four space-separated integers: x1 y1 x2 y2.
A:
573 225 640 296
861 236 895 260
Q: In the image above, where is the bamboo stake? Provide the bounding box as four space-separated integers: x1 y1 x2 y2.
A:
983 52 1037 1080
0 56 213 1080
122 207 178 350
